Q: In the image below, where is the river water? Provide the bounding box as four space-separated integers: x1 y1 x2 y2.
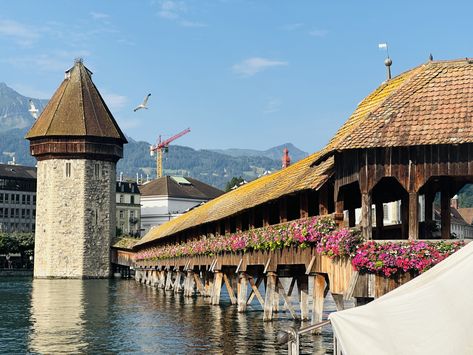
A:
0 277 335 354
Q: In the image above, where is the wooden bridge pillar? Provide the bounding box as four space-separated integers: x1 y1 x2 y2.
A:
311 274 326 334
297 275 310 321
174 271 183 293
408 191 419 240
263 272 277 321
184 271 195 297
361 192 372 240
441 182 451 239
165 270 173 290
211 271 223 305
375 202 384 239
237 272 248 312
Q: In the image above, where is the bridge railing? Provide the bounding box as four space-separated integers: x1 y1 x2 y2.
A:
277 320 332 355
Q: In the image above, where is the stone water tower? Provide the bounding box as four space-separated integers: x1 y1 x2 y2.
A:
26 59 127 278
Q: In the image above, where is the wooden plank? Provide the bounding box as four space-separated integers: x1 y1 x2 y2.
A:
408 191 419 240
277 279 299 320
297 276 310 320
193 272 205 295
332 293 345 311
248 276 265 307
237 272 248 312
343 270 359 300
263 272 277 321
305 256 316 275
361 192 372 240
311 274 326 334
223 273 237 305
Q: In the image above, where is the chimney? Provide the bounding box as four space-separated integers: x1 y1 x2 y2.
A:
282 148 291 168
451 195 459 210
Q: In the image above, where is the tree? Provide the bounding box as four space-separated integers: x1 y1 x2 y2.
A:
225 176 245 192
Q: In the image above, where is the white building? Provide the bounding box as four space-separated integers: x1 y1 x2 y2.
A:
116 181 141 237
140 176 223 235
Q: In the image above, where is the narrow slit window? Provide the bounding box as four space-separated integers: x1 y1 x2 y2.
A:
65 162 71 177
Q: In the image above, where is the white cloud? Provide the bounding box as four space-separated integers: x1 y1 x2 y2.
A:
232 57 288 77
116 117 142 130
309 29 328 37
90 12 110 20
157 0 207 28
179 20 207 28
282 23 304 31
0 19 39 46
103 93 128 111
263 98 282 114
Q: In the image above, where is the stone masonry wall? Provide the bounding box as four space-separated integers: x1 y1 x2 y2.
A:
34 159 115 278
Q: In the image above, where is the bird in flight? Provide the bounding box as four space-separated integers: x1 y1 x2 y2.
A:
28 99 38 119
134 93 151 112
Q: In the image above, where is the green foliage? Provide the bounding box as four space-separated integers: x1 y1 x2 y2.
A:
225 176 245 192
0 233 34 255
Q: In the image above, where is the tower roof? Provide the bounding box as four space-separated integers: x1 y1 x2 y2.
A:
26 59 127 143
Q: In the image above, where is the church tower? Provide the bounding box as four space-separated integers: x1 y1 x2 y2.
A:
26 59 127 278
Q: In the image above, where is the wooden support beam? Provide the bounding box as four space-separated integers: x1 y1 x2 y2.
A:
248 209 255 229
263 272 277 321
343 270 359 301
237 272 248 312
335 200 344 226
424 189 435 238
205 271 213 299
165 270 173 290
311 274 326 334
211 271 223 305
348 209 356 227
277 279 299 320
287 277 296 298
408 192 419 240
262 205 270 227
441 182 451 239
236 216 242 232
185 271 195 297
401 195 409 239
361 192 372 240
193 272 205 296
297 275 310 321
332 293 345 311
279 197 288 223
319 185 329 215
225 219 231 235
174 271 182 293
300 191 309 219
223 273 237 304
375 202 384 239
247 276 265 307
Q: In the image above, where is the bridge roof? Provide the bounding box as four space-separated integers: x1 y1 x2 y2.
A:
333 59 473 150
135 58 427 248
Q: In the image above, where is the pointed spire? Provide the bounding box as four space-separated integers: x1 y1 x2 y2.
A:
26 59 127 143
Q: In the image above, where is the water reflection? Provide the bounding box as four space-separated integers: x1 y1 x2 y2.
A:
1 278 335 354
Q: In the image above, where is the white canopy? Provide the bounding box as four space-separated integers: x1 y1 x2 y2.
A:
329 241 473 355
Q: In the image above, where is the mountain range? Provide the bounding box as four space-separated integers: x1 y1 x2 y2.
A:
0 83 307 189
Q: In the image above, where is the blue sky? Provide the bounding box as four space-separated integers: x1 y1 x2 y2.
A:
1 1 472 153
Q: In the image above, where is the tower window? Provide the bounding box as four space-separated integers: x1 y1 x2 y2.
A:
65 163 72 177
94 164 100 179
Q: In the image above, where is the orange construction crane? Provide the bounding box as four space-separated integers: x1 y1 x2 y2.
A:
149 128 191 178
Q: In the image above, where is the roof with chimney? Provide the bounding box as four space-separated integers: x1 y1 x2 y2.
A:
25 59 127 143
139 176 223 200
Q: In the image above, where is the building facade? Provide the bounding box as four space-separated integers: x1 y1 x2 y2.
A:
140 176 223 235
0 164 37 233
26 59 127 278
116 181 141 236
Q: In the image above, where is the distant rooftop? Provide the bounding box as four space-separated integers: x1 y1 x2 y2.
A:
139 176 223 200
0 164 36 180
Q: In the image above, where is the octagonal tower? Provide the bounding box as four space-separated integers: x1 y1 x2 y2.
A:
26 59 127 278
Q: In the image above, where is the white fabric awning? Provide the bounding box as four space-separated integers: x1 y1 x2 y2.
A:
329 241 473 355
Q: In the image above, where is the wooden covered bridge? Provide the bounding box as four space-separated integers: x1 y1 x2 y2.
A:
113 58 473 326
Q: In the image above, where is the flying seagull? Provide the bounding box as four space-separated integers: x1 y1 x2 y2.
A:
28 99 38 119
133 93 151 112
